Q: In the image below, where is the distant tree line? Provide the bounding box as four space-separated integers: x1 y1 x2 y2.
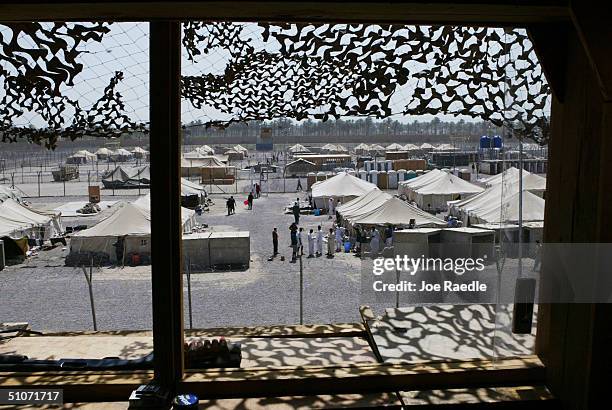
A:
183 117 505 145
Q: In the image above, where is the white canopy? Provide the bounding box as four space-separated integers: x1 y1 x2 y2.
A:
482 167 546 193
72 202 151 238
312 172 378 209
420 143 434 149
71 150 97 159
199 145 215 155
354 143 370 151
132 147 148 154
466 190 545 224
369 144 385 152
403 143 419 150
321 143 348 153
398 169 444 194
412 172 484 196
349 196 446 227
233 144 248 153
181 156 225 167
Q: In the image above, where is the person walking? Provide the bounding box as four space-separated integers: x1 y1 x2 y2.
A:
328 197 335 219
255 183 261 198
226 197 232 216
316 225 323 257
247 192 254 210
385 225 394 247
292 201 301 224
296 178 303 191
307 229 315 258
272 227 279 256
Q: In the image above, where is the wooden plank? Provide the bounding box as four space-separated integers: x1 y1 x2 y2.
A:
0 1 569 24
149 21 184 388
198 393 403 409
180 357 545 399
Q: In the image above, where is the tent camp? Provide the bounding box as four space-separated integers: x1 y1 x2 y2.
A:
66 150 97 164
288 144 310 153
311 172 378 209
95 147 113 160
69 196 195 264
349 196 446 228
408 172 484 211
0 199 62 240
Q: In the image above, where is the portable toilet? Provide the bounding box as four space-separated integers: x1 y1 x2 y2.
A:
397 169 406 182
369 170 378 185
359 170 368 180
388 169 398 189
406 170 417 180
386 160 393 172
307 172 317 189
377 171 388 189
316 171 326 181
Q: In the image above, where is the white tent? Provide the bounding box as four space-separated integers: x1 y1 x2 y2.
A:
288 143 310 153
337 189 390 220
0 199 62 239
398 169 444 198
110 148 133 161
403 143 420 151
386 143 405 151
311 172 378 209
369 144 386 152
95 147 113 159
181 178 206 197
353 143 371 154
199 145 215 155
132 147 148 154
411 172 484 211
449 180 546 224
321 143 347 153
67 150 97 164
467 190 545 225
181 156 225 167
233 144 248 153
70 196 196 263
482 167 546 193
434 143 456 151
349 196 446 228
420 143 434 150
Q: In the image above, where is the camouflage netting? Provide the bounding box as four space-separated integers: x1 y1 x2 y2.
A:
0 22 551 149
0 22 147 148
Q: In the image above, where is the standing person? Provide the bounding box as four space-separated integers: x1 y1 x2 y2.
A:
385 225 394 247
272 227 279 256
533 240 542 271
247 192 254 210
229 196 236 215
297 227 304 256
296 178 303 191
292 201 301 224
370 227 380 255
316 225 323 257
335 224 344 252
226 197 232 216
355 227 362 254
326 228 335 258
328 197 335 219
289 222 298 262
255 183 261 198
307 229 315 258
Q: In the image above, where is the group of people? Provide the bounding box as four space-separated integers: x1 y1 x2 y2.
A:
285 223 328 262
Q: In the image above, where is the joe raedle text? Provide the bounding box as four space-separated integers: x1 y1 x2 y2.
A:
371 255 488 295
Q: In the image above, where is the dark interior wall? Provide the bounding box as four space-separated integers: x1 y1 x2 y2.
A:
536 18 612 410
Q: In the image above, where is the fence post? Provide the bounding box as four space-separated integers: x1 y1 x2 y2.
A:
82 259 98 331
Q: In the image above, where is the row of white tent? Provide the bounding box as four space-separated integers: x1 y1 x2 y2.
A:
355 142 457 153
69 192 197 263
399 169 485 211
449 167 547 225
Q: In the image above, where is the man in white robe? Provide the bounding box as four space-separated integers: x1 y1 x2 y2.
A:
335 224 344 252
307 229 315 258
328 197 335 219
326 228 335 257
370 227 380 255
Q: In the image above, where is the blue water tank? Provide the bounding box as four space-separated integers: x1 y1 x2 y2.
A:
479 135 492 149
493 135 503 148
